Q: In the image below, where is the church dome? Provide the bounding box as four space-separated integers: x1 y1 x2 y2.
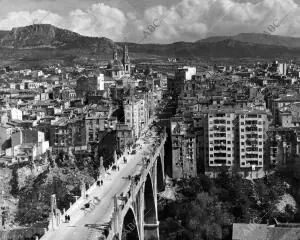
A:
107 59 124 71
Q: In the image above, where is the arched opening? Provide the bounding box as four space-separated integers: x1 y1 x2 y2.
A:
144 174 159 240
112 233 120 240
144 174 156 223
157 156 164 192
121 208 139 240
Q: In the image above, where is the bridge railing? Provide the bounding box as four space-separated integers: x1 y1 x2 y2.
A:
108 131 167 238
40 145 135 240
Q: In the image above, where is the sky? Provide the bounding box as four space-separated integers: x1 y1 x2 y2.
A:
0 0 299 43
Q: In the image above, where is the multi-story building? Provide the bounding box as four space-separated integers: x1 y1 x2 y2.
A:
116 123 134 152
207 111 236 168
51 117 86 153
197 108 270 179
85 107 109 144
124 95 149 139
237 111 267 178
75 73 104 98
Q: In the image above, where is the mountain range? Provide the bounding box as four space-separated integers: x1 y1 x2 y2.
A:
0 24 300 67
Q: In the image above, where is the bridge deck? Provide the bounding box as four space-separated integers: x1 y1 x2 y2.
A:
43 124 163 240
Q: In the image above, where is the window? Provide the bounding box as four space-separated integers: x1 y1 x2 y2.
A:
241 122 244 125
259 142 262 145
227 127 231 131
227 154 231 157
210 154 213 157
210 148 213 151
259 135 262 138
241 129 244 132
259 148 262 152
227 121 230 124
227 148 231 151
227 141 231 144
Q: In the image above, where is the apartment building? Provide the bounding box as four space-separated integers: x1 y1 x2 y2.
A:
51 117 86 153
85 108 108 143
208 111 236 167
124 96 149 139
199 109 269 179
237 111 267 178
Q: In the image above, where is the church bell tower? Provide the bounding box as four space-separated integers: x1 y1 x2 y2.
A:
122 45 130 75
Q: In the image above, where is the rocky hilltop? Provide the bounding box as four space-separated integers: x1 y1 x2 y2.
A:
0 24 119 54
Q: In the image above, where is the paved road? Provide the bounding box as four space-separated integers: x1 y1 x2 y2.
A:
44 129 159 240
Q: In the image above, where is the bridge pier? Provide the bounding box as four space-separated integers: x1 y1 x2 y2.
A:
144 221 160 240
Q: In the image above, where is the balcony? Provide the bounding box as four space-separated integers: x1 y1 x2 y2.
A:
213 120 226 124
214 140 226 145
214 159 227 164
245 121 257 125
245 127 258 132
245 154 258 158
214 153 226 157
214 133 226 138
246 147 258 152
214 146 226 151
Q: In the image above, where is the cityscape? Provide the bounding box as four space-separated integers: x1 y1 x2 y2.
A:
1 0 300 240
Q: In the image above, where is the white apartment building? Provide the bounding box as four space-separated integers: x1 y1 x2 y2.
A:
208 111 235 167
238 111 266 169
204 109 269 179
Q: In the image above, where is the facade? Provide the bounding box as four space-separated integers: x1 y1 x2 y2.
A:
76 73 104 98
207 111 236 168
196 109 270 179
116 123 134 151
51 117 86 153
85 109 108 143
237 111 267 175
124 96 149 139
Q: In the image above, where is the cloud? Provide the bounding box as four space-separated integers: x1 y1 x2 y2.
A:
0 0 299 43
68 3 127 41
0 9 63 30
139 0 300 43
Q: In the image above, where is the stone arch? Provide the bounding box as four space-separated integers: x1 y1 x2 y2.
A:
156 156 164 192
112 233 120 240
144 174 159 240
121 208 139 240
144 174 156 224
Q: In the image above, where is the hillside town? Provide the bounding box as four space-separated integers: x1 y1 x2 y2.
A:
1 43 300 239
